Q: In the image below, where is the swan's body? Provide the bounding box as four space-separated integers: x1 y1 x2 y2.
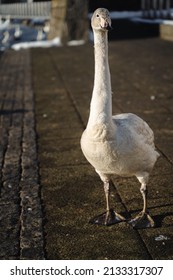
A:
80 8 159 228
82 113 157 177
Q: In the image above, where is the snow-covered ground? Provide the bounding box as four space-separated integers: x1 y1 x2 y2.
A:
132 17 173 25
11 37 61 51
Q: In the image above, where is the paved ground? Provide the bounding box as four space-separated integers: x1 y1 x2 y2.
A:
0 35 173 259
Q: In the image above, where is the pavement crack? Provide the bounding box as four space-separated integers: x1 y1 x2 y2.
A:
18 50 45 260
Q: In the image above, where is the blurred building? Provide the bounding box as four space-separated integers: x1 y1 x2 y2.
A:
1 1 173 41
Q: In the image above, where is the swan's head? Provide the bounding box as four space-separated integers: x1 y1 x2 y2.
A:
91 8 112 32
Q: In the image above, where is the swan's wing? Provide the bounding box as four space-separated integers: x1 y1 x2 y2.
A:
112 113 155 148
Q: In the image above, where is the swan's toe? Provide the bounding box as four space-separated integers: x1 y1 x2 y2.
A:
89 209 126 226
128 211 155 229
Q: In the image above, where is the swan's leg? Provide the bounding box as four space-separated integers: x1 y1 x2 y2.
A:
104 181 125 225
104 181 110 212
90 179 125 226
129 176 155 228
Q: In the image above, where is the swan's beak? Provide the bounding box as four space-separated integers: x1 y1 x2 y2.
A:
100 17 112 31
107 24 113 31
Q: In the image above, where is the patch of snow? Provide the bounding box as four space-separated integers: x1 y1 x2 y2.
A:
132 17 173 25
11 37 61 51
158 19 173 26
67 39 85 46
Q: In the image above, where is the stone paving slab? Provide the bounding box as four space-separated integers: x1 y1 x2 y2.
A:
32 38 173 260
0 50 44 259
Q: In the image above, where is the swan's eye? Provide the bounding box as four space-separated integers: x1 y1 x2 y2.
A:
96 14 99 17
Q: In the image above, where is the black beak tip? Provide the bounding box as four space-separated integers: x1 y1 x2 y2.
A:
108 25 113 31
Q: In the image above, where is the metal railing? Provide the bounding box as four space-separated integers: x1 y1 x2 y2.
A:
0 1 51 19
141 0 173 18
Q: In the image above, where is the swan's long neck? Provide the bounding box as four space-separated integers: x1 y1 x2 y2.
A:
87 30 112 128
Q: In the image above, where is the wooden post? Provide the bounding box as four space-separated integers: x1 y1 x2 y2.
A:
48 0 88 44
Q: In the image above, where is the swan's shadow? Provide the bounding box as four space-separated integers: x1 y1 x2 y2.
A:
153 212 173 228
130 204 173 228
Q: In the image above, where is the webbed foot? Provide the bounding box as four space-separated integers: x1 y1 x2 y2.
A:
89 209 126 226
128 211 155 229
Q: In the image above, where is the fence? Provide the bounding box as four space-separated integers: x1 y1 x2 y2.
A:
141 0 173 18
0 1 51 19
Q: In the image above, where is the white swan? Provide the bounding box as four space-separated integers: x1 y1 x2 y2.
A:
0 15 10 30
37 28 45 41
43 22 50 34
14 25 22 40
80 8 159 229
